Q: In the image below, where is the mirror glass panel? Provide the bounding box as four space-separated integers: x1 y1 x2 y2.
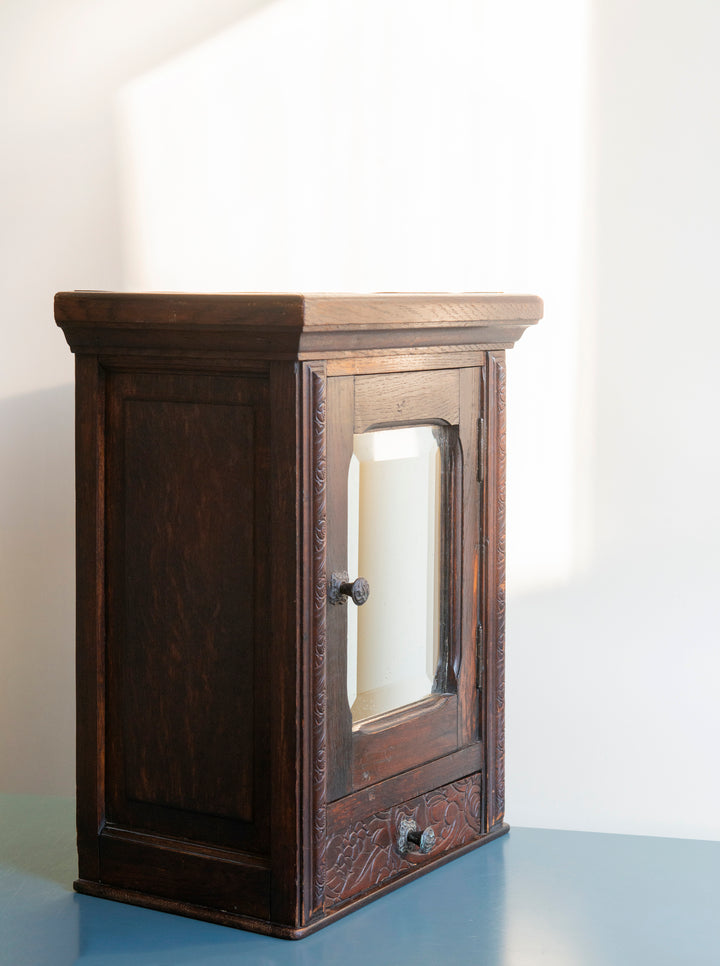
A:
346 425 443 723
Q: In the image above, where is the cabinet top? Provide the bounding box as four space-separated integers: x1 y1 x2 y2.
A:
55 291 543 358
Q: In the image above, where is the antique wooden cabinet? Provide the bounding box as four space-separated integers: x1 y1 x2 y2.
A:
55 291 542 938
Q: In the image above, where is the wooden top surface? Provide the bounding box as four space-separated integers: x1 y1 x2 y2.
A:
56 292 542 324
55 291 542 355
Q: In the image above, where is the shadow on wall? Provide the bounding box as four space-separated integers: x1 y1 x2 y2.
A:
2 0 282 795
0 385 75 795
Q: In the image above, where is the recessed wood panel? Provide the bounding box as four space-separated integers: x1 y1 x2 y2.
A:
121 397 255 819
105 370 270 851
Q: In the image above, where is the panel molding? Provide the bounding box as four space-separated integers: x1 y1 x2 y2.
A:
103 369 271 854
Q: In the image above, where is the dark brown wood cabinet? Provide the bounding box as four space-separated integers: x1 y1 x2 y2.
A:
55 291 542 938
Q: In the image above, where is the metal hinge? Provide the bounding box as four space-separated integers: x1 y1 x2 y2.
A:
476 623 484 690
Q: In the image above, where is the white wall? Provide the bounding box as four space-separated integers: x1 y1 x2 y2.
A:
0 0 275 794
507 0 720 841
2 0 718 839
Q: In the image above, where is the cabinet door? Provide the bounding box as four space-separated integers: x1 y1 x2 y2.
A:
326 368 483 801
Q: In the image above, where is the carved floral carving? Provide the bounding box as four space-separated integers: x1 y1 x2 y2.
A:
493 354 506 826
309 365 328 911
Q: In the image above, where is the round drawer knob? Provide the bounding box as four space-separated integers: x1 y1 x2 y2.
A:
408 825 436 852
397 817 435 855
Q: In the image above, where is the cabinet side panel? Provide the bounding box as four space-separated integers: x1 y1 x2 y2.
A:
75 355 106 881
120 398 256 819
104 370 270 853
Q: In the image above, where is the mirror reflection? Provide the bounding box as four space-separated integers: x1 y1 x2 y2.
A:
347 425 443 723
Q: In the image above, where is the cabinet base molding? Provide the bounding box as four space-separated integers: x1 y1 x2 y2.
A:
74 824 509 940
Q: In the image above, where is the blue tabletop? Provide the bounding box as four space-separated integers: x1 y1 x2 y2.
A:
1 794 718 965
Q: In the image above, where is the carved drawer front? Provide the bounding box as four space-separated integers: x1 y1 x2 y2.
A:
324 772 482 908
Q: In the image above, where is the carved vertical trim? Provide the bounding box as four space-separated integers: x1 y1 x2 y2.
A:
493 354 507 825
306 363 328 914
484 352 507 831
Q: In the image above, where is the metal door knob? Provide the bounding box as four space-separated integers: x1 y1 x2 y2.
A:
328 572 370 606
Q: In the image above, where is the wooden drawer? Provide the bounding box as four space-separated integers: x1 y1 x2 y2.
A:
324 772 483 908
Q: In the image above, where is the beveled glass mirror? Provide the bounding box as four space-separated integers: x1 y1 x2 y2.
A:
346 424 454 723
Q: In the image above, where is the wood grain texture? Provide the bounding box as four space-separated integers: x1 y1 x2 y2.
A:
267 361 303 926
301 293 543 327
56 291 543 327
353 369 459 430
351 697 459 791
298 325 533 356
325 347 489 375
98 829 271 919
324 773 483 908
55 292 542 357
324 375 354 803
72 879 299 939
119 397 255 819
104 370 271 853
328 744 484 830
